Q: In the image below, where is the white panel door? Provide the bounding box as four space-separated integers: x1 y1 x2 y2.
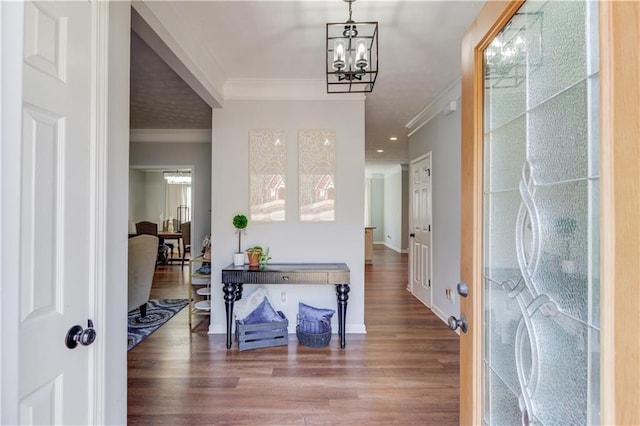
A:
409 154 432 308
19 1 95 423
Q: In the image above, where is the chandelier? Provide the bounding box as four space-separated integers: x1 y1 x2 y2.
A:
163 171 191 185
326 0 378 93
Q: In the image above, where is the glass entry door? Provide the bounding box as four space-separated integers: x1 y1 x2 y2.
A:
465 0 601 424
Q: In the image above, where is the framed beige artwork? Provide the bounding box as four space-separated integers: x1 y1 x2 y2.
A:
298 129 336 222
249 129 286 221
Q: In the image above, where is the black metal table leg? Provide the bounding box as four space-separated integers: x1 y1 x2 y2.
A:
223 282 238 349
336 283 350 349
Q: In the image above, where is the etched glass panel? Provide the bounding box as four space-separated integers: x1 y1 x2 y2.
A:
526 0 586 109
486 116 526 192
484 366 523 425
249 130 286 222
483 1 599 423
528 81 588 185
298 129 336 222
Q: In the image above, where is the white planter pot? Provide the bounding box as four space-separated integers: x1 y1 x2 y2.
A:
233 252 245 266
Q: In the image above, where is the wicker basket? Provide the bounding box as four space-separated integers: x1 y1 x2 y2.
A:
296 317 331 348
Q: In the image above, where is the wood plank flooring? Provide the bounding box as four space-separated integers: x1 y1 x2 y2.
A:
128 246 460 425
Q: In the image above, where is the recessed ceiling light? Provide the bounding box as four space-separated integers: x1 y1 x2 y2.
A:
389 136 398 141
377 149 384 153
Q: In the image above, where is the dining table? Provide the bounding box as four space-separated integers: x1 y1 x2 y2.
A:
158 231 182 262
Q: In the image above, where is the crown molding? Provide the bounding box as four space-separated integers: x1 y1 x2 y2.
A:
224 78 366 101
130 129 212 143
405 79 461 137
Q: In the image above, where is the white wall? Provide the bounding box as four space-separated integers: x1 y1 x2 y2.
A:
127 170 167 224
104 2 131 423
364 166 408 253
130 141 212 248
142 172 165 221
408 84 462 323
383 166 403 252
128 169 145 221
211 98 366 335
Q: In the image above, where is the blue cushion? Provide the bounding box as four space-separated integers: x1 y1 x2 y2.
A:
298 302 334 334
242 296 282 324
234 286 270 320
299 302 335 322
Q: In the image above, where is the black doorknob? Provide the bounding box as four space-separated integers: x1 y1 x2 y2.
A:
65 319 97 349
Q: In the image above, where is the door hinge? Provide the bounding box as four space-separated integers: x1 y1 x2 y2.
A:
428 224 431 232
428 279 431 287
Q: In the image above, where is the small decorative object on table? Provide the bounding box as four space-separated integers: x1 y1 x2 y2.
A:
246 245 262 267
232 214 248 266
245 245 272 268
296 302 334 348
202 235 211 261
259 247 272 266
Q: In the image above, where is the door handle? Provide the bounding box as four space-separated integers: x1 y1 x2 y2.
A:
409 233 415 238
65 319 97 349
457 281 469 297
448 315 468 333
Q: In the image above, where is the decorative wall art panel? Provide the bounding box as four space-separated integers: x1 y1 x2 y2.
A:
249 129 286 221
298 129 336 222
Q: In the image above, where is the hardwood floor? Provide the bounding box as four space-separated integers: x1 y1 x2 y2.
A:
128 246 460 425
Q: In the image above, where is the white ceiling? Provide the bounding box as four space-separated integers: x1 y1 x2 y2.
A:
129 0 486 166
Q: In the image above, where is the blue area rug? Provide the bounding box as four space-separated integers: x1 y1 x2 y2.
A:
128 299 188 351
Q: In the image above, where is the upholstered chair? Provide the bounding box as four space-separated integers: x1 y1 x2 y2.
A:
128 235 159 317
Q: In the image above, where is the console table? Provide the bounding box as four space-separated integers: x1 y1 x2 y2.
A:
221 263 351 349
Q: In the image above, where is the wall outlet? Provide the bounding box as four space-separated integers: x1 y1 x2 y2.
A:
280 291 287 305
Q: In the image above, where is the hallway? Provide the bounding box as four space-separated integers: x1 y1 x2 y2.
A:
128 246 459 425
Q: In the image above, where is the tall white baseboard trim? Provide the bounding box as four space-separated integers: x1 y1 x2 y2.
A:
383 242 402 253
430 303 450 326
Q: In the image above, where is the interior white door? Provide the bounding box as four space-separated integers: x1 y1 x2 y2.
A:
19 1 95 423
409 154 432 307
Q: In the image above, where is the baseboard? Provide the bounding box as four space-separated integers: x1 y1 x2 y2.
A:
346 324 367 334
407 291 453 331
383 242 402 253
208 323 227 334
430 303 450 326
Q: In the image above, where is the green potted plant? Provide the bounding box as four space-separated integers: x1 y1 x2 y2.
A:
232 214 248 266
246 245 262 267
245 246 272 268
258 247 272 266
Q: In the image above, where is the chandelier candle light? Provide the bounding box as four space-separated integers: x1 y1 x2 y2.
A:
326 0 378 93
163 170 191 184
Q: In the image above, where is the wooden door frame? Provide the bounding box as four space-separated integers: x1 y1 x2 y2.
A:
460 1 639 424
